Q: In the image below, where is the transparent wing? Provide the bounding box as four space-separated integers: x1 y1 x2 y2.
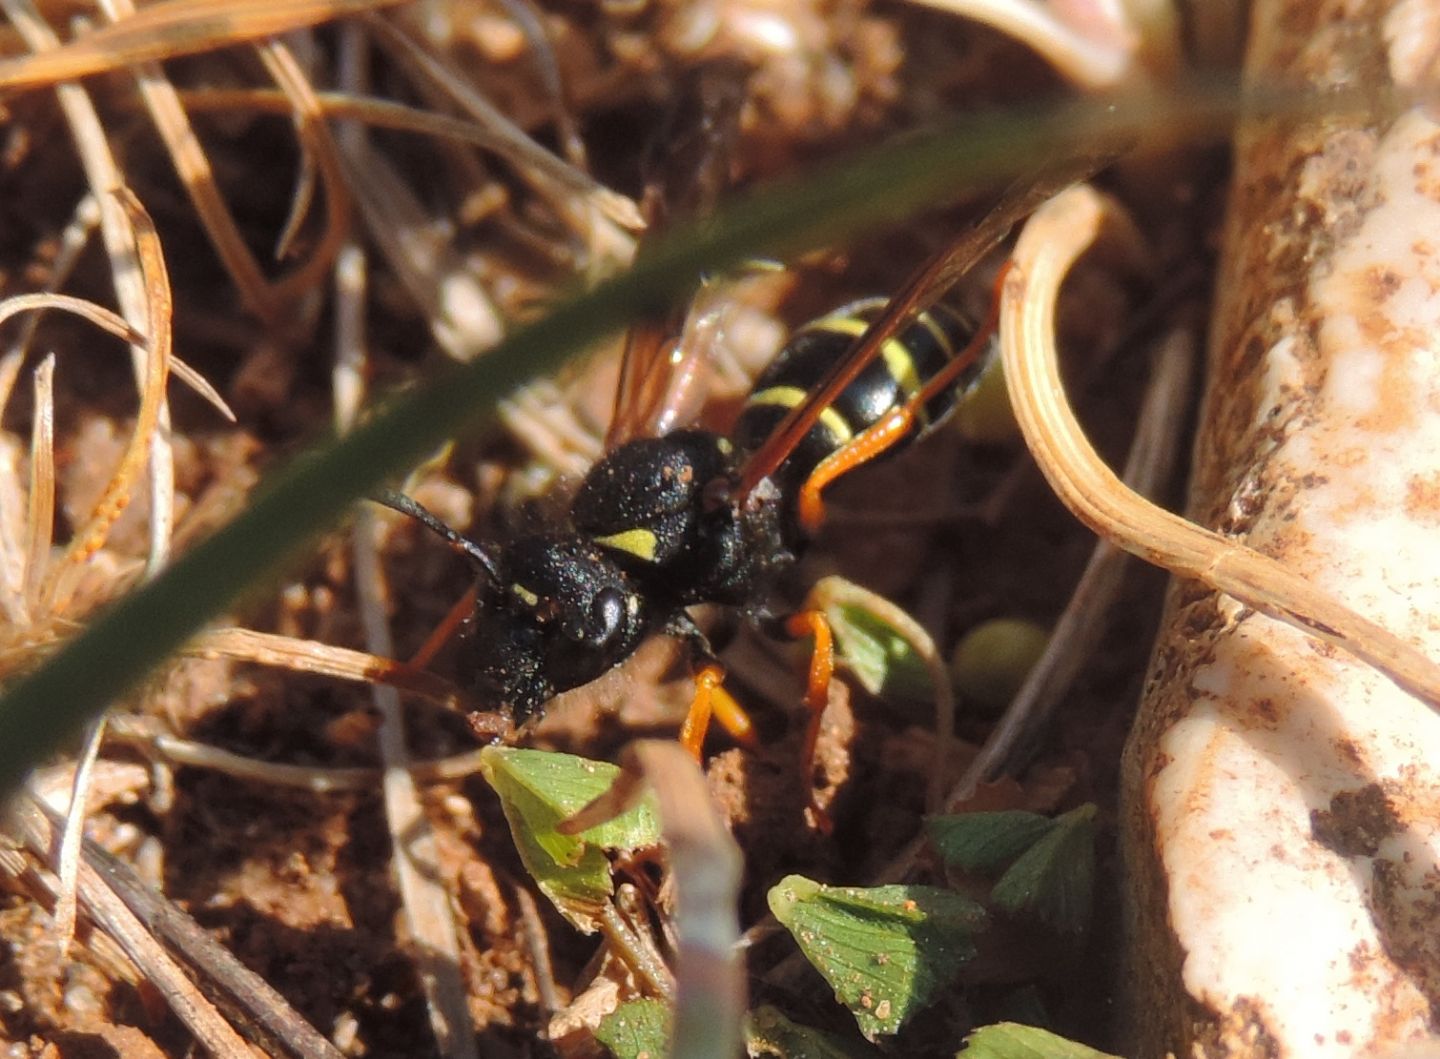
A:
606 61 748 448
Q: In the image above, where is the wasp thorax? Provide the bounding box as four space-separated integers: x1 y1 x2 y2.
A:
573 430 791 608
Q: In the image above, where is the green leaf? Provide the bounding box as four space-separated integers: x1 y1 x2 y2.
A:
768 876 987 1040
961 1022 1119 1059
990 805 1097 935
824 598 934 703
745 1006 880 1059
479 747 661 931
926 811 1057 874
597 998 671 1059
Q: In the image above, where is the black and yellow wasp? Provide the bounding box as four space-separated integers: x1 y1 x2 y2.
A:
377 68 1105 782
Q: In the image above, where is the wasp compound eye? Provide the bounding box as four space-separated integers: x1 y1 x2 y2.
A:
584 586 630 649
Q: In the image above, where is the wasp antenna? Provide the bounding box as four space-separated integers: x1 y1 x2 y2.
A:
368 490 502 585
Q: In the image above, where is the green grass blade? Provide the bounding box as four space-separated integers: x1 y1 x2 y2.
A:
0 84 1270 792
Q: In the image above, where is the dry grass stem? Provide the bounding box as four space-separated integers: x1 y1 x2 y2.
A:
0 0 408 94
596 902 675 1001
49 717 107 955
0 294 231 418
356 508 480 1059
514 883 561 1015
940 322 1195 809
4 0 181 584
101 0 281 321
37 190 171 611
186 626 469 709
11 798 260 1058
104 714 489 790
1 195 104 378
21 354 54 616
341 135 504 358
366 12 643 233
330 106 479 1046
1002 184 1440 711
0 293 144 346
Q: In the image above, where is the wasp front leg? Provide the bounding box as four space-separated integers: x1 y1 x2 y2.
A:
665 611 757 757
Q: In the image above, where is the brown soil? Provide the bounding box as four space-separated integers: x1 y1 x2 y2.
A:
0 3 1217 1056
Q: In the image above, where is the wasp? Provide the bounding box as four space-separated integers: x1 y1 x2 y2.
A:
376 72 1109 793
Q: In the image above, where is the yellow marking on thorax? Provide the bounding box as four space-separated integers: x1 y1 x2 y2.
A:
511 584 540 607
595 528 659 562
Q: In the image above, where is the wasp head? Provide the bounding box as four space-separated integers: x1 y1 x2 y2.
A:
460 534 650 724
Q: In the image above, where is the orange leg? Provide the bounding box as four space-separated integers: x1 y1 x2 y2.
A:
680 664 760 758
785 609 835 798
797 408 914 535
796 262 1011 535
709 681 758 748
680 664 723 758
408 584 478 669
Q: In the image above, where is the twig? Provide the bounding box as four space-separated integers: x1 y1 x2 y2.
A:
12 795 291 1058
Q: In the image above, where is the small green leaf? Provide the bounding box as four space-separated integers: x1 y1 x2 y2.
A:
990 805 1097 935
961 1022 1120 1059
825 598 934 703
597 998 670 1059
926 811 1057 874
768 876 986 1040
745 1005 880 1058
479 747 661 932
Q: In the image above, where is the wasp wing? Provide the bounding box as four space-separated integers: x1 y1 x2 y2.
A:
605 62 749 449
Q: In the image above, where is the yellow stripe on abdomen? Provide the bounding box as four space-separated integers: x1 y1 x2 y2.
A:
744 385 854 445
798 315 924 406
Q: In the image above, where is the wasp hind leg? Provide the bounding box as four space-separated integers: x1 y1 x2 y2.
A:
795 263 1010 535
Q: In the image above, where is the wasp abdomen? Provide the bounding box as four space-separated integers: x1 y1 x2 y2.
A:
733 297 983 489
